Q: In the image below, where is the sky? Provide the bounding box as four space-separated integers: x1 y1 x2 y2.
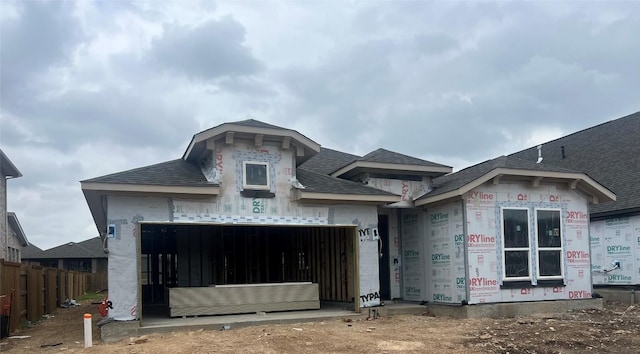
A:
1 1 638 250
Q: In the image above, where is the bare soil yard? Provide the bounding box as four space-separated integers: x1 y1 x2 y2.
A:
1 300 638 353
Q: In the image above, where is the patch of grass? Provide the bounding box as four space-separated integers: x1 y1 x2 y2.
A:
76 292 106 302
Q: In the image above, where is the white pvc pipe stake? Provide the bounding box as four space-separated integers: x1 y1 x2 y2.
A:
84 313 92 348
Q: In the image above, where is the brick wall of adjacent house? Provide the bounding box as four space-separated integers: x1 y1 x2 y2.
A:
0 175 7 260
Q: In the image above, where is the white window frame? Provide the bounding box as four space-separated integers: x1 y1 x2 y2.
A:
242 161 270 190
501 207 532 281
534 208 564 280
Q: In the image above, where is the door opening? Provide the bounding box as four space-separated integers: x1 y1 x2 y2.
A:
378 215 390 300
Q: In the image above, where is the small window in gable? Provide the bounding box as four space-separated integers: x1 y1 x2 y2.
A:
243 161 270 190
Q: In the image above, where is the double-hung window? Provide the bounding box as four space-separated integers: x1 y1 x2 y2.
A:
502 208 531 281
535 209 563 279
501 207 564 284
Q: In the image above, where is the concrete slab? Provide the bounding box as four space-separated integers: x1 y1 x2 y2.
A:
99 302 427 342
426 298 604 319
100 320 141 342
593 287 639 305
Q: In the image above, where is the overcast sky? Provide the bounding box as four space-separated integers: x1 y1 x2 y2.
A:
1 1 638 250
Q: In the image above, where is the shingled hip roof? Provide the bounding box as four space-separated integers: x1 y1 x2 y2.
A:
359 148 451 168
298 147 361 175
509 111 640 216
23 237 106 260
81 159 213 187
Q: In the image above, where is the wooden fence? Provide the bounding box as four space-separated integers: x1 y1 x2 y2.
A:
0 260 107 336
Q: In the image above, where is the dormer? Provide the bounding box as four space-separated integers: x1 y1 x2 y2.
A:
331 148 452 182
183 119 320 166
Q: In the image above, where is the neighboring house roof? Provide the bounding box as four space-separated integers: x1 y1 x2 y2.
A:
509 111 640 217
21 243 43 259
24 237 106 260
7 212 29 246
299 147 360 175
415 155 615 206
81 159 212 187
331 148 452 179
0 149 22 178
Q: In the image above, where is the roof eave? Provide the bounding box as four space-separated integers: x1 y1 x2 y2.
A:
81 181 220 195
82 188 108 237
331 161 452 178
81 182 220 234
1 150 23 178
415 168 616 207
291 189 400 205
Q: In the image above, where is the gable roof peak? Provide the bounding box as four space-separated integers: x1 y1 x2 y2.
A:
226 118 289 130
417 154 614 206
183 118 321 164
359 148 452 168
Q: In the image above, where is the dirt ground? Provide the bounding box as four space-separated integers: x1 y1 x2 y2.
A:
1 300 638 353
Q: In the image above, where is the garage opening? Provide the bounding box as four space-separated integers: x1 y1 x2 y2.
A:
140 223 358 318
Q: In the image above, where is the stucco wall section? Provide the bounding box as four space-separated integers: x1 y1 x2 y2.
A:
464 182 591 304
590 215 640 285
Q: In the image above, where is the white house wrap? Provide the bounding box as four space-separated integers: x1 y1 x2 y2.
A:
81 118 615 330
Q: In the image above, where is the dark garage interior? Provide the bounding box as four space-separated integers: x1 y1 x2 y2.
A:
140 223 358 316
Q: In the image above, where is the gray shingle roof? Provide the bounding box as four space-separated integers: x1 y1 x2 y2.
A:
509 111 640 216
360 148 452 168
299 147 360 175
228 119 289 130
296 168 398 196
422 155 582 199
191 119 298 141
24 237 106 259
21 243 43 259
82 159 214 187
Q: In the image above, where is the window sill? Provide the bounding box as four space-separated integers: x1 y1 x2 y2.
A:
536 279 565 287
240 190 276 198
500 280 565 289
500 281 533 289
